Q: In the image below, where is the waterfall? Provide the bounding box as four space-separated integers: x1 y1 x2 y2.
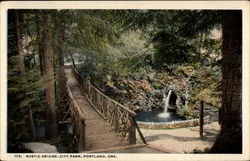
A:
158 90 172 118
163 90 172 113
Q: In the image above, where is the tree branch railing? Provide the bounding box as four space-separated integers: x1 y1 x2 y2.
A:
72 66 146 145
65 80 86 152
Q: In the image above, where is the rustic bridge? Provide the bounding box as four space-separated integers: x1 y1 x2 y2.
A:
59 65 167 153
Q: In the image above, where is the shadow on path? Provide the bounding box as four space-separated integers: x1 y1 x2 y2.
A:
145 129 219 143
189 128 220 138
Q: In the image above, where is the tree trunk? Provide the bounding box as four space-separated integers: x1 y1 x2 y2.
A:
210 10 242 153
69 51 76 69
14 10 25 74
28 107 36 141
42 12 57 139
35 12 45 76
57 11 65 67
56 11 66 104
15 10 36 140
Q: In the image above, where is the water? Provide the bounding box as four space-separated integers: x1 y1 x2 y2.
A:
135 107 182 122
158 90 172 118
136 90 182 123
158 112 170 118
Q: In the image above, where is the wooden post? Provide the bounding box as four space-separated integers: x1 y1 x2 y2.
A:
106 98 111 120
88 87 92 101
83 78 86 92
200 101 204 137
86 78 90 98
114 105 119 132
133 117 147 144
129 116 136 144
103 98 107 118
78 117 85 152
218 108 221 125
85 79 87 93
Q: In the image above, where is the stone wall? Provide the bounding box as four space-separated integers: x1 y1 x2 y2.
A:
137 116 210 129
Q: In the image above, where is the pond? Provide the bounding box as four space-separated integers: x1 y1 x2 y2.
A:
135 107 183 123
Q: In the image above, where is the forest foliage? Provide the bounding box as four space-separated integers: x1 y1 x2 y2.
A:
7 9 223 152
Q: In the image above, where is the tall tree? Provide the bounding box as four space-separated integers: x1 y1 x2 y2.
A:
210 10 242 153
14 10 36 141
55 10 66 107
14 10 25 74
35 11 45 76
42 12 57 139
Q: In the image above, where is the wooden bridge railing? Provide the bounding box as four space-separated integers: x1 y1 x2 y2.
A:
72 66 146 145
65 79 86 152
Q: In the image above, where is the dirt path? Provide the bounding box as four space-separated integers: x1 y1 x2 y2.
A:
138 122 220 153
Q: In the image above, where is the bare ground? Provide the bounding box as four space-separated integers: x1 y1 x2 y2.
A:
137 122 220 153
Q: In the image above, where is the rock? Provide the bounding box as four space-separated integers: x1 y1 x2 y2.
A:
23 142 58 153
176 96 184 108
148 72 156 80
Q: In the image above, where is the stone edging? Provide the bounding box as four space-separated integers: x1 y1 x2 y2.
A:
136 116 210 129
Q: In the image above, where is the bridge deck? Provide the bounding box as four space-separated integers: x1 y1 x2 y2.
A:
65 67 129 151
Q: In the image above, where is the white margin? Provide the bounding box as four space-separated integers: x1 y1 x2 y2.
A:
0 1 249 161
